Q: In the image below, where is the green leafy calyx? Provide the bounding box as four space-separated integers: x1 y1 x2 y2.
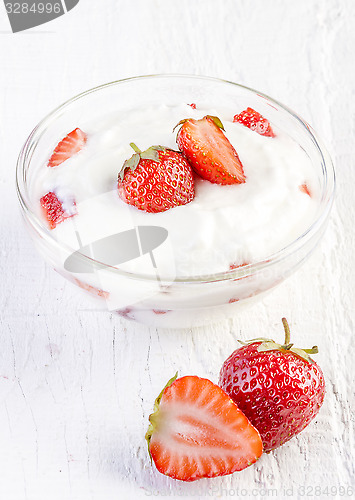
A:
238 318 318 363
205 115 225 130
173 115 225 134
118 143 167 180
145 372 178 460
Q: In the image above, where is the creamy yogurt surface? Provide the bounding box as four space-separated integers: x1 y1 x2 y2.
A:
33 103 319 278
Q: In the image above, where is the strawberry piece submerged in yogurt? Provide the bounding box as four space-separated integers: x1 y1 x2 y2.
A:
48 128 87 168
233 107 275 137
175 115 246 185
299 183 311 196
74 279 109 300
34 103 319 279
40 191 77 229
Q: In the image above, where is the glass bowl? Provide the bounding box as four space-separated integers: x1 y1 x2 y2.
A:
16 75 335 328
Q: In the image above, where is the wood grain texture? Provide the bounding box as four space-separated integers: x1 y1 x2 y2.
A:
1 1 354 498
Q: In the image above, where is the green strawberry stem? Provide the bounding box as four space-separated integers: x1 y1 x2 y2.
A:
239 319 319 363
281 317 294 349
130 142 141 153
281 317 318 355
282 317 291 345
119 144 166 180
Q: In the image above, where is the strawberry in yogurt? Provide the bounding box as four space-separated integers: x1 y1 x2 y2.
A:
117 143 195 212
17 75 334 329
33 103 318 279
175 115 246 184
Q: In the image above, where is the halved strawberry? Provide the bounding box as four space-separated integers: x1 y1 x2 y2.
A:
233 108 275 137
48 128 87 167
146 374 262 482
175 115 246 185
40 191 76 229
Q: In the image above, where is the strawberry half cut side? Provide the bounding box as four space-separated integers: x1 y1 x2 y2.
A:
175 115 246 185
146 374 263 482
233 108 275 137
40 191 76 229
48 128 87 167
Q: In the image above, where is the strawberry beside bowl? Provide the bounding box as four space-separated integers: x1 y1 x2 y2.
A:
16 75 335 328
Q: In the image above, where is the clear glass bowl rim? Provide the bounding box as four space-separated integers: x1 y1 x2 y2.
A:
16 74 336 285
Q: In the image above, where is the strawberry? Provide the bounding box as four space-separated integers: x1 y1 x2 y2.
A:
229 261 249 270
116 307 135 320
175 115 246 185
219 318 325 452
74 279 109 300
188 103 196 109
117 144 195 213
40 191 76 229
145 374 262 482
233 108 275 137
299 183 311 196
48 128 87 167
152 309 170 315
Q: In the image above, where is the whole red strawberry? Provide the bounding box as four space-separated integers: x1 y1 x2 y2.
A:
175 115 246 185
233 107 275 137
117 144 195 213
219 318 325 452
146 374 262 482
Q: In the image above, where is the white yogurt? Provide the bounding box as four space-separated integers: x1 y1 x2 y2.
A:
33 103 319 279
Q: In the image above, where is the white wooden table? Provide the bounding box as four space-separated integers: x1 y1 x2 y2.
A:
1 1 354 498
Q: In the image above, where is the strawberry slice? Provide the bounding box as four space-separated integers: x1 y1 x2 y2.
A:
146 374 262 482
48 128 87 167
229 261 249 270
175 115 246 185
233 108 275 137
299 183 311 196
40 191 76 229
74 279 109 300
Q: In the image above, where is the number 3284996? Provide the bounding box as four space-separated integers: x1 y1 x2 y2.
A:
5 3 62 14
